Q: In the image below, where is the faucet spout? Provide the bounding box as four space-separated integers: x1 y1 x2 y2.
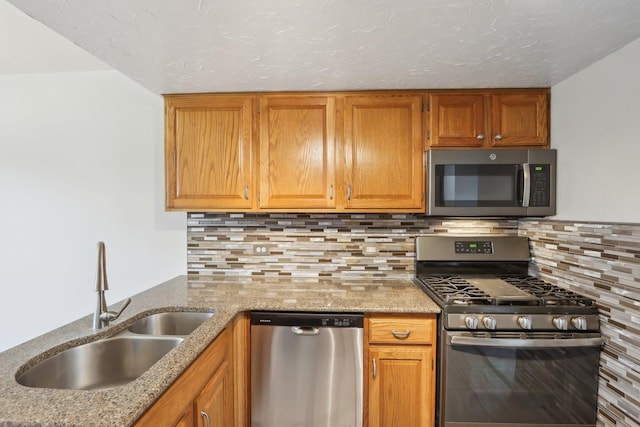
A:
93 242 131 329
96 241 109 293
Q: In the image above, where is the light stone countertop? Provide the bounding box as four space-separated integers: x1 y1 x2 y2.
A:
0 275 439 427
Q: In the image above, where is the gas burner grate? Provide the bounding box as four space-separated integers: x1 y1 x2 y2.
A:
417 274 595 307
417 275 493 305
497 276 594 307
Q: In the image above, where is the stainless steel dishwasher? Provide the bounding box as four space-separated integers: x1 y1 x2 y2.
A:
250 311 364 427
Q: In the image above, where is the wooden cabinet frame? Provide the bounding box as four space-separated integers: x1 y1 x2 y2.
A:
364 313 437 427
165 88 549 212
165 95 257 210
134 313 250 427
259 95 337 209
343 94 424 210
165 91 427 213
426 88 550 149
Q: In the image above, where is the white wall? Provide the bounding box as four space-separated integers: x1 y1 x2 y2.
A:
0 70 186 352
551 37 640 223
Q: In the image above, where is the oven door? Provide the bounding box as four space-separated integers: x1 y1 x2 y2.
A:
440 330 602 427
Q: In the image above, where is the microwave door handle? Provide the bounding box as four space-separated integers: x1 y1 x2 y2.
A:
522 163 531 207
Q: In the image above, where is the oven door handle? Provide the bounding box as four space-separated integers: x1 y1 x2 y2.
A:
449 335 603 349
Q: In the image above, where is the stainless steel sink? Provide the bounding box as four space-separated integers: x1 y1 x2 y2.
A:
128 311 214 335
16 310 215 390
16 335 183 390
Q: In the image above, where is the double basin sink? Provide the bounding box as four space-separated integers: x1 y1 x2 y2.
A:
16 311 214 391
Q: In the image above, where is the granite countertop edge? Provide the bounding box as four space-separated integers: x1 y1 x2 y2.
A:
0 275 439 427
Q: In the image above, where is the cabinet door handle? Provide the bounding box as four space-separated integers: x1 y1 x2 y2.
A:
200 410 210 427
476 134 485 140
347 185 352 201
372 358 377 379
391 329 411 339
329 184 334 200
244 185 249 200
494 134 503 140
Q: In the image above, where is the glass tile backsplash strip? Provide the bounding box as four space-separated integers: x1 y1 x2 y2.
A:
187 213 517 279
520 220 640 427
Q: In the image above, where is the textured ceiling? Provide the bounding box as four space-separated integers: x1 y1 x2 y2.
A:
8 0 640 95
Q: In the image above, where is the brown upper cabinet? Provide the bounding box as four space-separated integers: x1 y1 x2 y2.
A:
165 91 425 212
165 95 255 210
427 89 549 149
259 95 336 209
165 89 549 212
343 95 424 210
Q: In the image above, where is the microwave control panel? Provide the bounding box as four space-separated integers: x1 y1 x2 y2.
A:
530 164 551 207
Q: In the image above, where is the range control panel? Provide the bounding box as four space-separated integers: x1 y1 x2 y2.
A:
455 241 493 254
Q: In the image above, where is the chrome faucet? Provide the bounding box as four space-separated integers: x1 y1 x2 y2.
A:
93 241 131 329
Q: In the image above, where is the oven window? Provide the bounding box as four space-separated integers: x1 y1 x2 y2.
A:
444 341 600 425
435 164 520 207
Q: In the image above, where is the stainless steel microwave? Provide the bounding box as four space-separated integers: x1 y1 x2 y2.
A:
427 149 556 217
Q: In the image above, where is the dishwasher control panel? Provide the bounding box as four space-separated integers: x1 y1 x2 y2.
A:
250 311 364 328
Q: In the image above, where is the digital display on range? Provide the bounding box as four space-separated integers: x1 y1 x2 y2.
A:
455 241 493 254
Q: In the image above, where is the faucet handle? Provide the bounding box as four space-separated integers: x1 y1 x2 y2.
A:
99 298 132 323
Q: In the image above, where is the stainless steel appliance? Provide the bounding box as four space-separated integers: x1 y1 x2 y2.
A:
250 311 364 427
414 235 602 427
427 149 557 217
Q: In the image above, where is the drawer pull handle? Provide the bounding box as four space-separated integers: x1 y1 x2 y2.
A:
391 329 411 339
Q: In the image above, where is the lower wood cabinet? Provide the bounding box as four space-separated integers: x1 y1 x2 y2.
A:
194 358 232 427
135 311 436 427
365 314 437 427
134 312 250 427
174 409 194 427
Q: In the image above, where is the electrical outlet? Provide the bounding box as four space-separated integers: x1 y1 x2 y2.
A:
253 244 270 255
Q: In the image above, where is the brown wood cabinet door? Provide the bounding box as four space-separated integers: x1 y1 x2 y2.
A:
195 360 233 427
259 96 336 209
368 346 434 427
491 92 549 147
344 95 424 210
165 95 254 210
134 328 231 427
174 407 194 427
429 94 486 147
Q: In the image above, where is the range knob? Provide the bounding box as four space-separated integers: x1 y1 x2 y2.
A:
552 316 569 330
517 316 533 330
571 316 588 330
464 316 479 330
482 316 497 330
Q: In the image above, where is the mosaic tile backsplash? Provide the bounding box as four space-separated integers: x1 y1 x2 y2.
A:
188 213 640 427
187 213 518 278
520 220 640 427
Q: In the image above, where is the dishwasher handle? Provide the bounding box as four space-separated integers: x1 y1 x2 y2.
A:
291 326 321 336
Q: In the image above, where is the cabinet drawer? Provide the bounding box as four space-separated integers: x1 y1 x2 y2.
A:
368 315 434 345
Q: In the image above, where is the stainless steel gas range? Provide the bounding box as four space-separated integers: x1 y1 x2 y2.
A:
414 235 603 427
